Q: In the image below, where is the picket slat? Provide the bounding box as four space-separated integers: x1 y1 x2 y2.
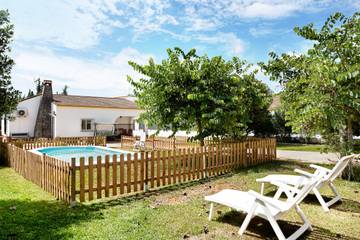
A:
79 157 85 202
156 151 161 187
120 154 125 194
112 154 117 196
88 157 94 201
127 153 132 193
134 153 138 192
97 156 102 199
105 155 110 197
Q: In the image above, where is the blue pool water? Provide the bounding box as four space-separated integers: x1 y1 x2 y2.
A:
35 146 134 164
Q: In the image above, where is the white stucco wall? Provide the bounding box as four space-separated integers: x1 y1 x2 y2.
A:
8 96 42 137
53 105 142 137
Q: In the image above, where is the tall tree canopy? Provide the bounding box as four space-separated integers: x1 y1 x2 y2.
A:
0 10 20 116
128 47 269 145
261 12 360 155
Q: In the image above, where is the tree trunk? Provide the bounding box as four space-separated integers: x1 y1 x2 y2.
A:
195 116 204 146
195 116 207 177
341 116 354 180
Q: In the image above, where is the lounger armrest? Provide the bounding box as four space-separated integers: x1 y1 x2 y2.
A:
309 164 331 173
270 180 301 194
294 169 314 178
248 190 283 210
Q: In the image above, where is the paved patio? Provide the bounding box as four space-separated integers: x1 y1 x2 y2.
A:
277 150 339 164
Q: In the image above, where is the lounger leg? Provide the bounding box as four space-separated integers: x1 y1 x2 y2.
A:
313 187 330 212
208 203 214 221
238 203 257 236
295 205 312 231
263 208 286 240
285 205 312 240
326 182 342 208
260 183 265 195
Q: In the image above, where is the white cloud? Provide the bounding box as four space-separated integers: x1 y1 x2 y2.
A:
1 0 112 49
12 47 153 96
196 32 246 55
249 27 274 37
230 1 300 19
1 0 178 49
178 0 335 23
350 0 360 9
183 5 220 31
1 0 344 52
1 0 339 51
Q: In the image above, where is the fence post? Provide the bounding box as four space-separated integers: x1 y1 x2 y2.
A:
244 142 248 168
41 153 45 188
70 158 76 207
144 152 149 192
152 136 155 150
274 138 277 160
202 146 208 178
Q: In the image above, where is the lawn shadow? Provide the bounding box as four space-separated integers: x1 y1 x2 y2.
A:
264 190 360 214
0 199 102 239
216 210 360 240
303 194 360 214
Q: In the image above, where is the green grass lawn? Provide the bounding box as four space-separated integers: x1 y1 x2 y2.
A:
277 143 360 153
1 162 360 239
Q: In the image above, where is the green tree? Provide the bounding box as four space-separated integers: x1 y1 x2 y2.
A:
128 47 267 145
0 10 20 116
25 89 35 99
271 109 292 140
34 78 42 95
62 85 69 95
261 12 360 156
245 84 274 137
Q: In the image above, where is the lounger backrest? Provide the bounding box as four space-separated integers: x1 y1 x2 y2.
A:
286 173 326 209
326 154 356 182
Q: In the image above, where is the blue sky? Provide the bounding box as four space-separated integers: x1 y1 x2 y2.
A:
1 0 359 97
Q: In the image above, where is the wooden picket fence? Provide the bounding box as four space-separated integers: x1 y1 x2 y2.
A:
7 144 72 203
121 135 205 150
11 136 106 150
72 138 276 203
5 138 276 204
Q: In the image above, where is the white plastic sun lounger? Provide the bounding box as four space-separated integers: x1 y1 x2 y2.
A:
205 174 324 240
256 154 357 212
134 130 146 149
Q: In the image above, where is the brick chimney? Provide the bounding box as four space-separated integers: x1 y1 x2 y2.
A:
34 80 53 138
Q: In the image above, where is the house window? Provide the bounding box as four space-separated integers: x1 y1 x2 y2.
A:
81 119 94 131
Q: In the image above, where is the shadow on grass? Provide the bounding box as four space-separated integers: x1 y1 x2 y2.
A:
216 211 360 240
303 194 360 214
0 199 102 239
264 190 360 214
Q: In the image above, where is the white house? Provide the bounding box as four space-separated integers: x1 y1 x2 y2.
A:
1 80 143 138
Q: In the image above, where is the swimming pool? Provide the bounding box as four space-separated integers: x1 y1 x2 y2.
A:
33 146 134 165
